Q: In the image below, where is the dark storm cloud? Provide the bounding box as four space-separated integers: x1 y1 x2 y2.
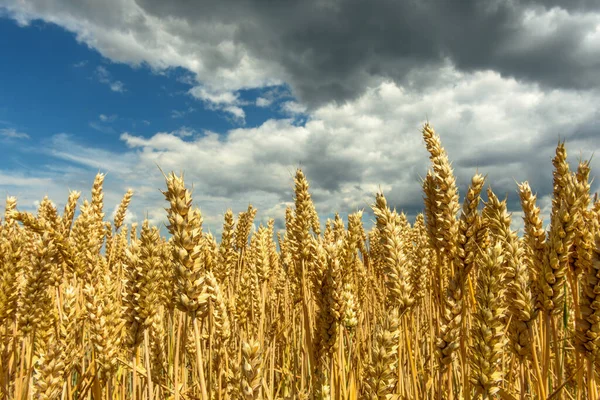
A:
135 0 600 107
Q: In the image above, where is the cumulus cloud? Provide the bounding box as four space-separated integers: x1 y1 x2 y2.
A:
281 101 307 116
3 0 598 110
256 97 272 107
3 68 599 233
189 87 239 105
1 0 599 233
112 68 599 231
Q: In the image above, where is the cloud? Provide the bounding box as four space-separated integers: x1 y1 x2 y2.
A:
172 126 196 137
3 0 598 109
1 1 599 232
89 121 116 134
99 114 118 122
0 172 51 187
94 66 125 92
223 106 245 121
280 101 307 116
176 73 197 85
171 107 195 119
256 97 271 107
171 110 185 119
110 81 125 92
73 60 88 68
189 87 238 105
114 68 600 231
1 69 598 233
47 133 134 174
0 168 83 214
188 87 246 122
0 128 29 140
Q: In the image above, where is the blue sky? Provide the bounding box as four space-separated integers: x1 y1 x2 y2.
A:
0 1 599 233
0 15 311 231
0 17 294 165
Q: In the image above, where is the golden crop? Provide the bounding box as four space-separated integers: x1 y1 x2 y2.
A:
1 123 598 399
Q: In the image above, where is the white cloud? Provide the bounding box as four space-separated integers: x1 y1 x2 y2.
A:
2 0 599 115
0 128 29 139
1 0 282 96
171 107 195 119
48 133 134 174
188 87 246 121
223 106 245 121
177 73 197 85
95 66 126 93
118 67 600 231
0 173 52 187
172 126 196 137
89 122 116 134
0 0 598 237
281 101 307 115
189 87 239 105
99 114 118 122
256 97 272 107
110 81 125 92
2 65 599 233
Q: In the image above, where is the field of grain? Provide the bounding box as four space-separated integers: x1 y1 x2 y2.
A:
0 122 598 399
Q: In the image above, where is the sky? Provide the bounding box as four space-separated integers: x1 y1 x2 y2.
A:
0 0 599 235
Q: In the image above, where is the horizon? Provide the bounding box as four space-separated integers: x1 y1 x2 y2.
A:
0 1 599 235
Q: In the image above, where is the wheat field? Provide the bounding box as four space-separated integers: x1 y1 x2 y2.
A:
0 122 599 399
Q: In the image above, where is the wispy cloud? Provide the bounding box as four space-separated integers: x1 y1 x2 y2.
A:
73 60 88 68
90 114 118 134
95 66 125 93
172 126 196 137
48 133 133 174
255 87 293 109
223 106 245 121
176 74 196 85
110 81 124 92
99 114 118 122
189 86 246 122
0 172 51 187
171 107 195 119
89 122 116 134
0 128 29 140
